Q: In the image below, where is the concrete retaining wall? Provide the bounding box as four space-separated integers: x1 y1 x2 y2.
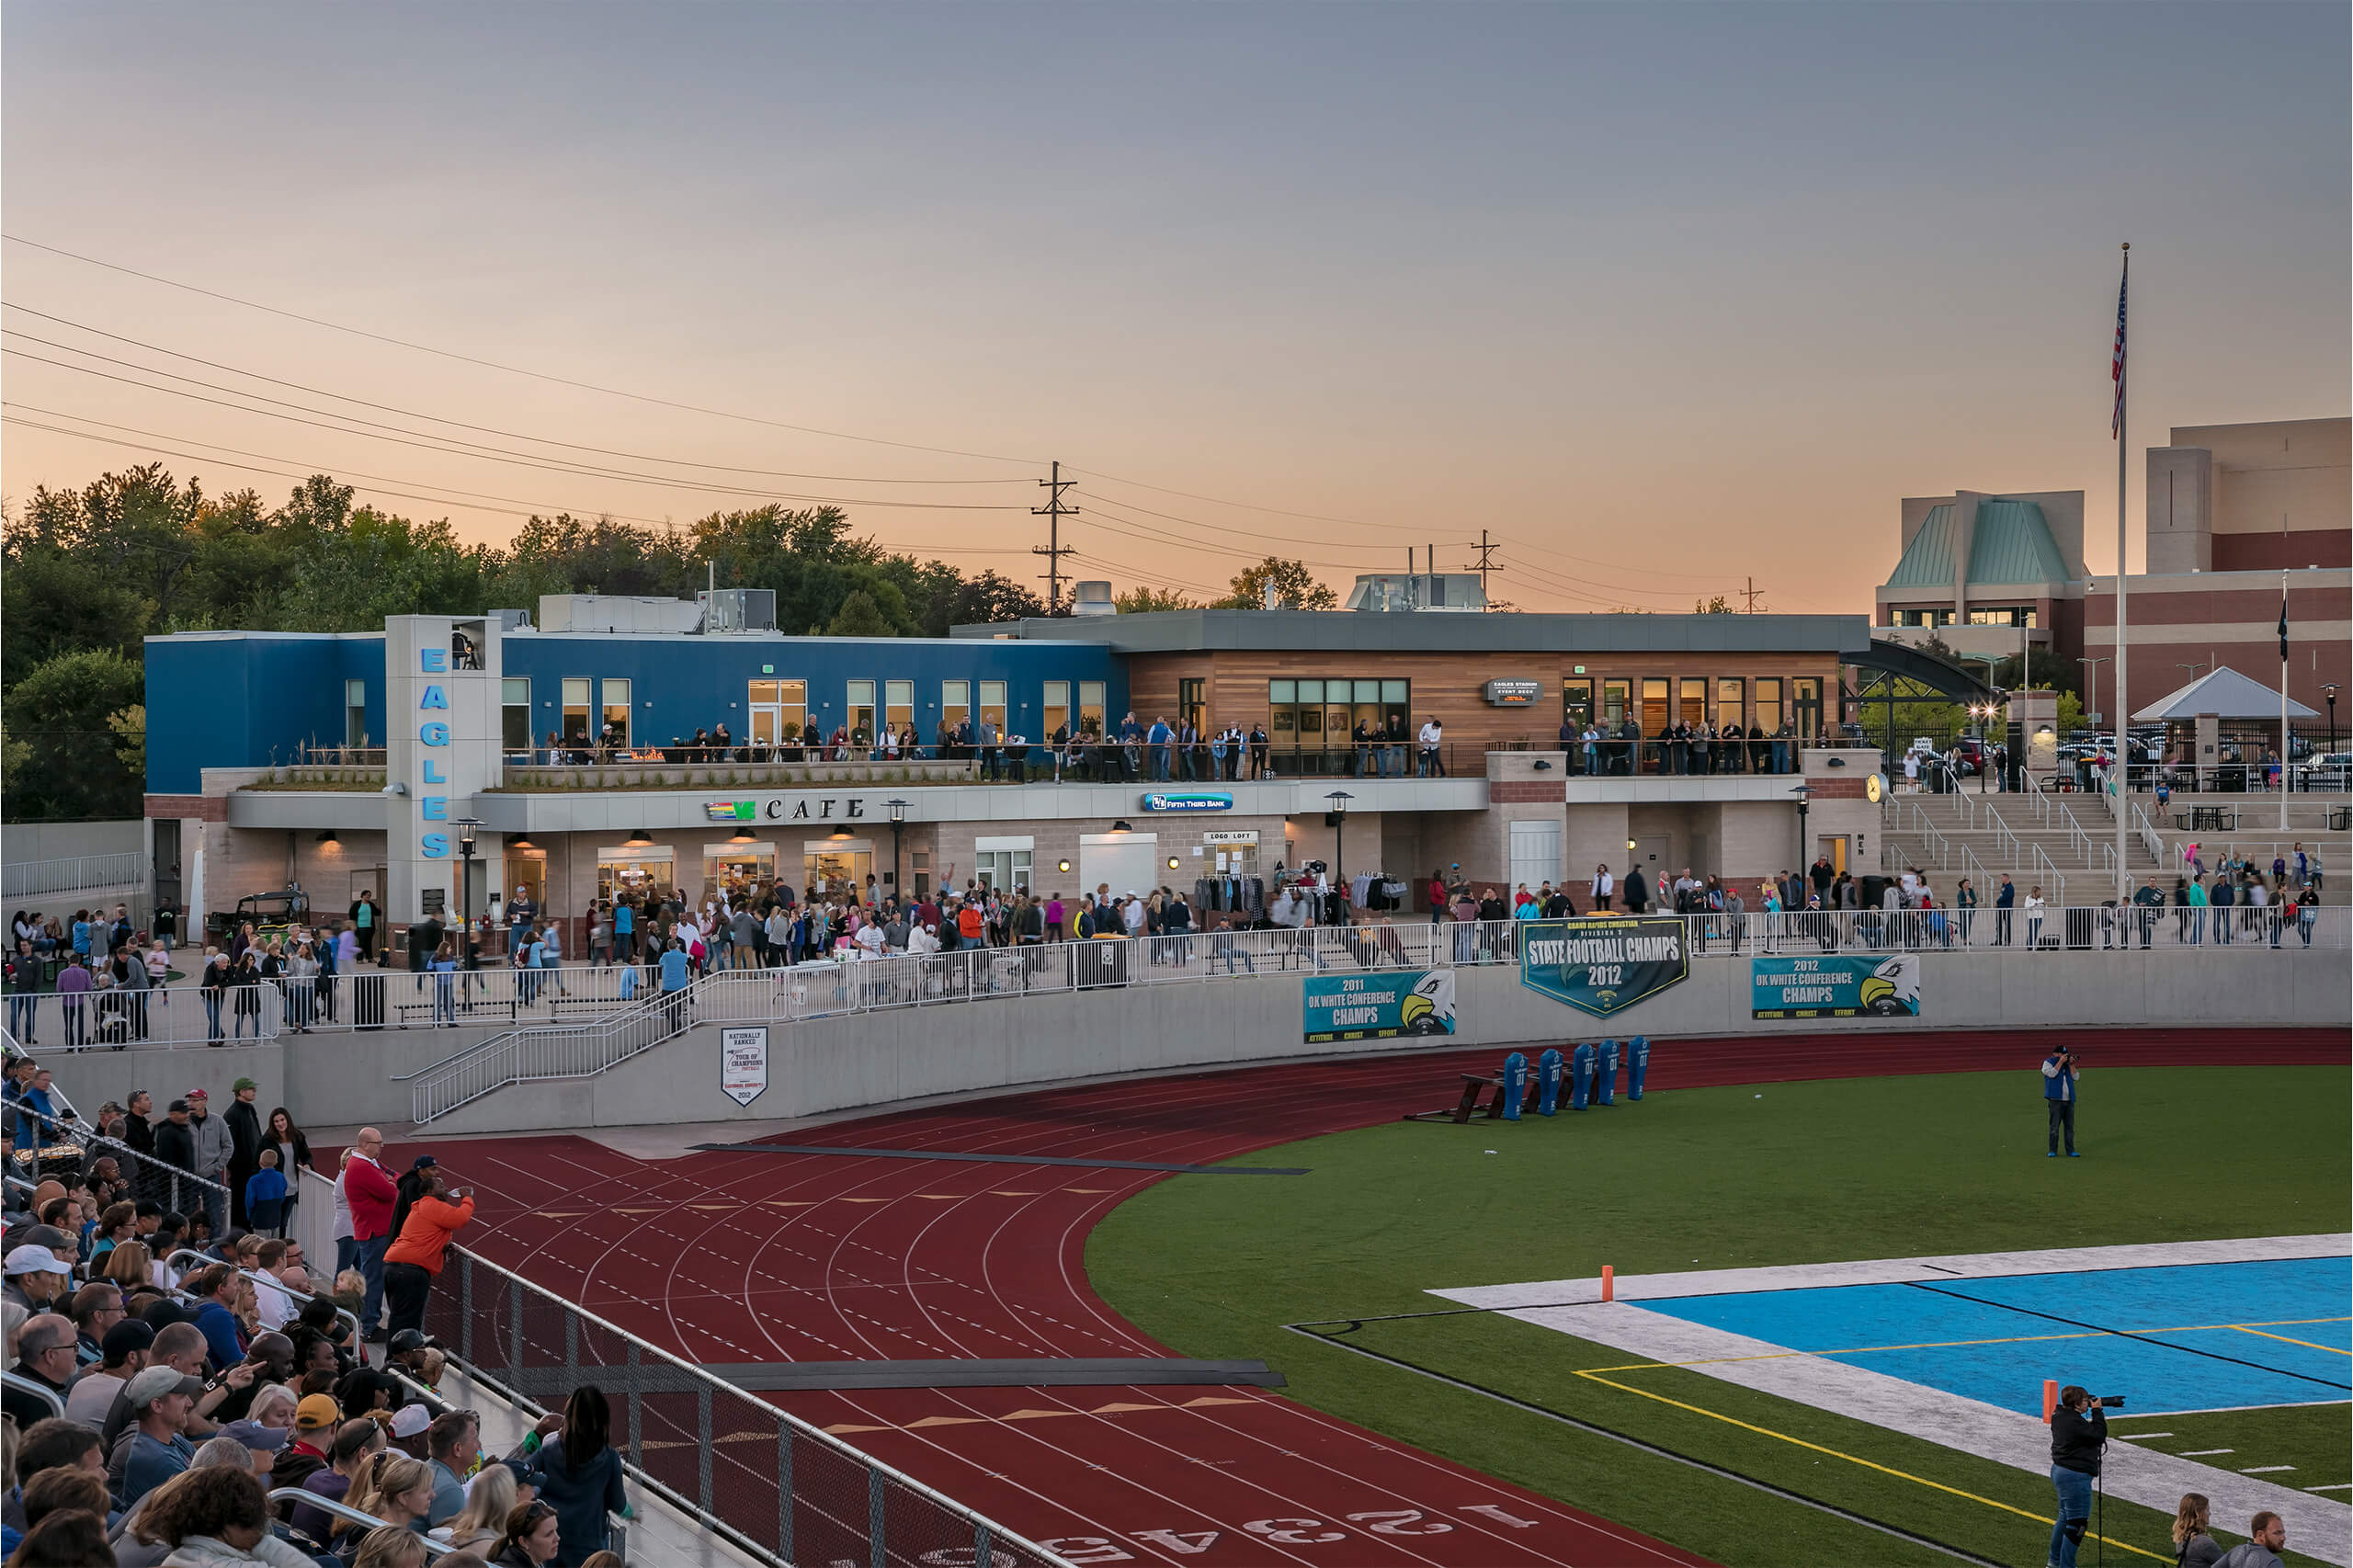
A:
32 950 2347 1137
418 947 2347 1134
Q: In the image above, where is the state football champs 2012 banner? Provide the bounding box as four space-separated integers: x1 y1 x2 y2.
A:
1518 916 1690 1017
1750 953 1923 1018
1302 969 1458 1043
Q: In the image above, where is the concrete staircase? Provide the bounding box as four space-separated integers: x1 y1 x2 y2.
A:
1879 788 2161 905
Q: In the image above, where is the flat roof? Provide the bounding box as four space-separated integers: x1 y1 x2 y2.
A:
953 608 1871 655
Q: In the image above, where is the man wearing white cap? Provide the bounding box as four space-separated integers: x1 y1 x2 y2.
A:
3 1240 73 1313
117 1363 205 1507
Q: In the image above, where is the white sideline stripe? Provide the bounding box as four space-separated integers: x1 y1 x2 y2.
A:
1432 1236 2353 1566
2241 1465 2296 1473
2312 1483 2353 1493
1429 1233 2353 1310
2117 1432 2173 1439
2183 1449 2236 1456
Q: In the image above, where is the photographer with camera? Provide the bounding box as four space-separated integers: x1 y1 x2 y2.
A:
2048 1384 2117 1568
2042 1044 2083 1158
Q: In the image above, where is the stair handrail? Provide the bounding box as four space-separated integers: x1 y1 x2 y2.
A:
2029 843 2068 908
407 987 682 1125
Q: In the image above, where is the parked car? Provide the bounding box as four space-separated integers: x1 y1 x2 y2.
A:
207 890 307 943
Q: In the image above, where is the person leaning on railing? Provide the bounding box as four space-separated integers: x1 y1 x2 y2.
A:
380 1169 472 1342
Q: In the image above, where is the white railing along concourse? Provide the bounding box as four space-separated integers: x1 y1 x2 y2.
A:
4 850 145 900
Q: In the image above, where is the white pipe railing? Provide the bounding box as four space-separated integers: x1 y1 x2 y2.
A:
3 851 145 900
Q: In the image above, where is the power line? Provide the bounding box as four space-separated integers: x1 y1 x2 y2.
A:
1 233 1045 467
1 304 1028 487
2 410 1040 558
1 347 1028 512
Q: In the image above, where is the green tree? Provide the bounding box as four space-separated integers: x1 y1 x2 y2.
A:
827 589 893 638
1695 594 1734 614
3 649 146 820
1211 558 1337 610
1114 585 1201 613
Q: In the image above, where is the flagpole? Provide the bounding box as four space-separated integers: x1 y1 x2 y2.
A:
2281 568 2291 831
2113 243 2131 898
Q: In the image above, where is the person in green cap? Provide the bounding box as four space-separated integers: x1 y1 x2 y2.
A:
225 1077 264 1229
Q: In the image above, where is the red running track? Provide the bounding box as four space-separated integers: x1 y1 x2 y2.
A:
418 1028 2344 1568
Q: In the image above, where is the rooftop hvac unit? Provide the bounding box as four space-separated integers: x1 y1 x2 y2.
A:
698 588 778 633
1344 573 1487 612
1071 580 1116 617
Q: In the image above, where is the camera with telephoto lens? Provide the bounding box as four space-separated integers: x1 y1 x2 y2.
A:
2093 1394 2126 1407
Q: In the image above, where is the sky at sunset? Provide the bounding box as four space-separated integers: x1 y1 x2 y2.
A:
4 2 2345 617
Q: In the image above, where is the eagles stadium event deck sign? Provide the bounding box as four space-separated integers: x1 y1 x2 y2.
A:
1303 969 1457 1043
1751 953 1922 1018
1518 916 1689 1017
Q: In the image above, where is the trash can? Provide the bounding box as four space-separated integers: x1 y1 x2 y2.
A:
354 971 387 1030
1074 938 1131 990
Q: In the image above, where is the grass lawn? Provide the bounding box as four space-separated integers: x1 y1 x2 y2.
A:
1088 1066 2349 1568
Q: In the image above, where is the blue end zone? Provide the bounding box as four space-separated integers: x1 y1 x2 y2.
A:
1641 1256 2352 1415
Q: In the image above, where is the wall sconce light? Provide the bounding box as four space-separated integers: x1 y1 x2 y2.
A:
313 830 338 844
1111 820 1133 833
1825 756 1847 767
1057 858 1072 874
1166 856 1180 869
625 828 654 846
1532 759 1553 771
1626 838 1637 851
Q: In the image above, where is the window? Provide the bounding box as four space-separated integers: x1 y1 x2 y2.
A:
347 679 369 747
1715 676 1745 730
1679 677 1707 727
847 680 877 743
974 836 1034 892
561 678 591 744
601 679 631 747
1562 678 1593 727
942 680 970 735
885 680 913 738
1042 680 1071 739
1078 681 1105 737
747 679 806 745
1602 679 1631 726
502 679 530 751
1756 677 1784 735
1264 676 1409 752
1640 677 1669 734
1178 677 1205 737
1792 676 1823 741
1968 607 2038 628
978 679 1006 733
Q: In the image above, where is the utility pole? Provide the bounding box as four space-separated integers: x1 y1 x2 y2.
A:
1031 460 1079 613
1471 528 1501 608
1738 576 1768 614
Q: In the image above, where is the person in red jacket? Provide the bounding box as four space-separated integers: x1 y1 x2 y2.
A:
382 1166 474 1340
343 1128 400 1342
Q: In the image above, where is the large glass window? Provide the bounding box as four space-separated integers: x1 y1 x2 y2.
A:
1078 681 1105 737
600 679 631 747
1563 678 1593 728
847 680 876 744
1042 680 1071 739
1715 676 1745 730
885 679 914 737
1602 679 1631 726
747 679 806 747
1967 607 2038 627
1381 679 1409 739
502 678 530 752
1178 677 1205 737
1263 676 1409 754
561 678 591 744
974 838 1034 892
346 679 369 747
942 680 970 734
1641 677 1669 734
1792 676 1823 741
1678 677 1707 727
1756 677 1785 735
978 680 1007 733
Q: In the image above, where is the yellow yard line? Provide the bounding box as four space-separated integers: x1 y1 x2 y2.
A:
1571 1369 2170 1562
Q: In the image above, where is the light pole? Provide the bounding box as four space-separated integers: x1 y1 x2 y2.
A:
1790 783 1811 874
885 799 909 903
2325 684 2340 756
1324 790 1353 898
451 816 483 962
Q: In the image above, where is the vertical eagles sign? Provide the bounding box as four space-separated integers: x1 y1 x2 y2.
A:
1518 917 1689 1017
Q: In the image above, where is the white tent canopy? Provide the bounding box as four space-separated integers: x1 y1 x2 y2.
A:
2131 665 2319 723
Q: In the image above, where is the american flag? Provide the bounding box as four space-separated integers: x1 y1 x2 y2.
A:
2110 250 2129 438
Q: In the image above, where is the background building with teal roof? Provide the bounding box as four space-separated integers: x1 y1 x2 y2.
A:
1874 487 2086 666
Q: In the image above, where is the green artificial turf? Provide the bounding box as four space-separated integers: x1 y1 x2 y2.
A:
1088 1066 2350 1567
2112 1403 2351 1496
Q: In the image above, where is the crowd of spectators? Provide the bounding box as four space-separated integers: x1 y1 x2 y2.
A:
2 1107 633 1568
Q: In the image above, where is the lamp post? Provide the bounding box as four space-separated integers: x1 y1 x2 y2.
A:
1790 783 1811 875
451 815 483 963
2325 685 2340 756
1324 790 1353 894
886 799 909 902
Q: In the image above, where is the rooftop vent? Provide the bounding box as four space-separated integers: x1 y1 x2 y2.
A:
1071 580 1115 618
1345 573 1486 612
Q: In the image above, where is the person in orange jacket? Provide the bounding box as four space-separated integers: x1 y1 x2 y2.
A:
381 1165 474 1340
